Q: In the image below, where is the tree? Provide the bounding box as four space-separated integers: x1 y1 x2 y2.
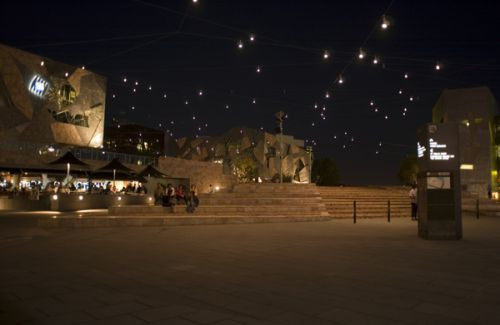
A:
311 158 340 186
232 155 258 183
398 155 418 185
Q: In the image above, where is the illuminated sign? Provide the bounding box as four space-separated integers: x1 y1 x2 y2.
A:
429 138 455 161
417 142 426 158
28 75 49 97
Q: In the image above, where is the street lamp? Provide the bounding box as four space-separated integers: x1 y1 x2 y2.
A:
275 111 285 183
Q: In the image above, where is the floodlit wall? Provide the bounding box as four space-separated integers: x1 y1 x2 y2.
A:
0 43 106 150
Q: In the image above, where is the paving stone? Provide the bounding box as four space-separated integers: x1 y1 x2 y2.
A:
133 304 196 322
85 301 149 319
182 309 234 324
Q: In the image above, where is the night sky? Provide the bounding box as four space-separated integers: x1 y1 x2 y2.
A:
1 0 499 184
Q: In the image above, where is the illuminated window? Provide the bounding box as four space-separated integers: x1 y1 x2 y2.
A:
28 75 49 97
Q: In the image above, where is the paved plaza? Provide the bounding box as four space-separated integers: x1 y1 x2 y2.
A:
1 216 500 324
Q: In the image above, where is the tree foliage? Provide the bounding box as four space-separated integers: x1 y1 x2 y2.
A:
398 155 418 185
232 155 258 183
311 158 340 185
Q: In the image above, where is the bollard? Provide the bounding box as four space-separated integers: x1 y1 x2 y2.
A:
476 199 479 219
353 200 357 224
387 200 391 222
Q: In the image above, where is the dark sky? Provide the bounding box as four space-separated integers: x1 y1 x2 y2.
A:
1 0 499 184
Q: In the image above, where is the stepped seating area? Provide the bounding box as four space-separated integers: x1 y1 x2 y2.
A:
317 186 411 219
462 192 500 217
110 183 330 219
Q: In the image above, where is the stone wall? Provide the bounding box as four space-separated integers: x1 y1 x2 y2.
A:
157 156 236 193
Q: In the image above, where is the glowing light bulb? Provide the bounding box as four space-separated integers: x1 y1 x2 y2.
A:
381 15 389 29
256 65 261 73
65 72 69 77
358 48 365 59
185 100 189 105
373 56 379 64
226 104 229 109
40 61 45 66
131 106 135 110
370 100 374 106
338 75 344 84
249 34 255 42
435 63 441 70
192 115 196 120
238 40 244 49
252 98 256 104
325 91 330 99
81 66 85 70
404 73 409 79
112 94 116 98
385 115 388 119
133 88 136 92
323 50 330 60
398 89 403 95
148 86 152 90
135 81 139 86
163 93 167 98
198 90 203 96
374 108 378 112
192 0 198 3
123 77 127 83
409 96 414 101
314 103 318 109
404 107 407 112
311 122 315 127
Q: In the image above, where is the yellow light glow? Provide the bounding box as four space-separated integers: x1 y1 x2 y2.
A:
78 195 83 200
460 164 474 170
52 194 58 200
118 196 122 201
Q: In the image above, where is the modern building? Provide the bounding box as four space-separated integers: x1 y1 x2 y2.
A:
173 127 311 183
432 86 498 197
0 43 106 152
103 123 167 157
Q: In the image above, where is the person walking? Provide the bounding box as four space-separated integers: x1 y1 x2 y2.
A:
487 183 492 199
409 184 418 221
186 184 199 213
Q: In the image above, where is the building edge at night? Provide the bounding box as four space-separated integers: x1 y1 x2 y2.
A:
431 86 499 198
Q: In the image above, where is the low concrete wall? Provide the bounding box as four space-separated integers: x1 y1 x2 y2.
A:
0 196 51 211
0 194 153 212
157 156 236 193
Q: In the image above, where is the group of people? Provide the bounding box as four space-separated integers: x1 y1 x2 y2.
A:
154 183 199 213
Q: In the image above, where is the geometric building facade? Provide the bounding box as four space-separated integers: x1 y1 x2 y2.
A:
0 43 106 150
173 127 311 183
432 86 498 197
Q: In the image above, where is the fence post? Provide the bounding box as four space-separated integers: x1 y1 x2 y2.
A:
476 199 479 219
353 200 357 224
387 200 391 222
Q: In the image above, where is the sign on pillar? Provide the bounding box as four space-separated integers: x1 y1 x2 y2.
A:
416 123 462 240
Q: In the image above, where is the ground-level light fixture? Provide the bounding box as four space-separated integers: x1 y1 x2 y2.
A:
78 195 83 200
52 194 58 200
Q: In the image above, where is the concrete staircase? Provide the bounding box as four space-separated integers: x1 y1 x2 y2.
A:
462 192 500 217
317 186 411 219
110 183 330 218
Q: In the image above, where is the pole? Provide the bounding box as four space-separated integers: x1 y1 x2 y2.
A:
387 200 391 222
476 198 479 219
279 122 283 183
67 163 70 178
113 169 116 188
353 200 357 224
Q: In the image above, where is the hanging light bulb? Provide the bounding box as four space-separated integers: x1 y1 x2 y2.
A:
409 96 414 101
40 60 45 66
163 93 167 98
323 50 330 60
225 104 229 109
135 81 139 86
148 86 152 90
192 115 196 120
374 108 379 112
123 77 127 83
314 103 318 109
311 122 315 127
358 48 365 60
64 72 69 77
252 98 256 104
404 107 407 112
404 73 409 79
373 56 379 65
398 89 403 95
381 15 389 29
384 115 389 119
435 62 441 70
370 100 374 106
133 88 136 93
81 65 85 70
112 94 116 98
338 74 344 84
249 33 255 42
192 0 198 3
325 91 330 99
185 100 189 105
131 106 135 110
198 90 203 96
238 40 244 49
256 65 261 73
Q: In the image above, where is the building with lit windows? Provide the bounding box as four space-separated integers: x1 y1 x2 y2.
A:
432 86 498 197
103 124 167 157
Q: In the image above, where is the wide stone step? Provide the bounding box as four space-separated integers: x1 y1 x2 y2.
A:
199 197 322 205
